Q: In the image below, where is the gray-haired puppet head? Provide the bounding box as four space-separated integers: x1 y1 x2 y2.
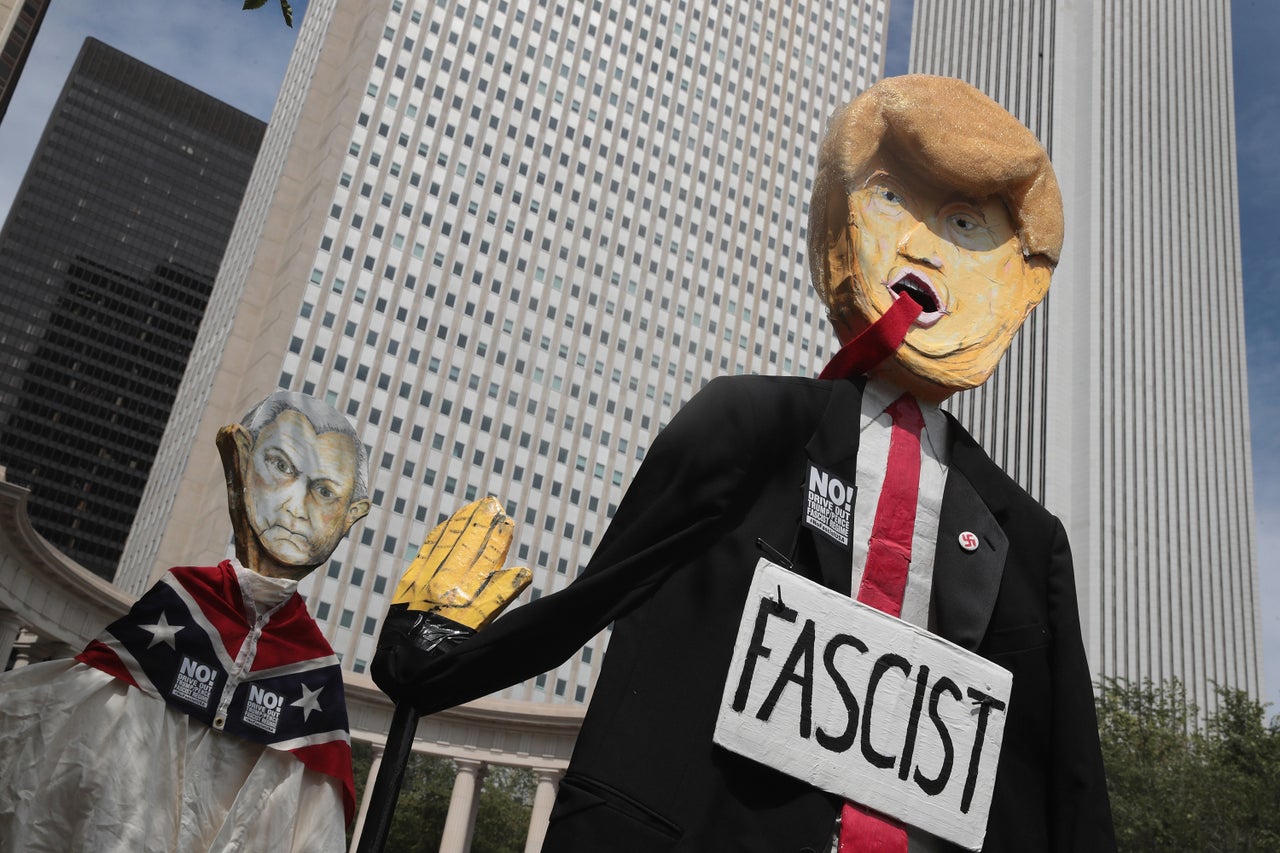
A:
218 391 372 579
240 392 370 501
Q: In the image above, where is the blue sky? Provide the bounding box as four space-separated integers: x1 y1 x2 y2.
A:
1231 0 1280 712
0 1 298 211
1 1 1276 709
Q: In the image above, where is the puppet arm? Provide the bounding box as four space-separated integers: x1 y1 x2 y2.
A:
373 374 777 713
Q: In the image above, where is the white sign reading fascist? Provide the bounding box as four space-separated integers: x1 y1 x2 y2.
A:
714 560 1012 851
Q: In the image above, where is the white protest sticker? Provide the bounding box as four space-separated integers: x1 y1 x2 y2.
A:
803 464 854 548
714 559 1012 851
171 655 217 709
243 684 284 734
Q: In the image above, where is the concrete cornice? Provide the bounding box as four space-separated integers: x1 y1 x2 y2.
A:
0 477 133 647
346 674 583 767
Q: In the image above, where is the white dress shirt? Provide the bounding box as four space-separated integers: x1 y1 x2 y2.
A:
831 377 951 853
850 377 951 629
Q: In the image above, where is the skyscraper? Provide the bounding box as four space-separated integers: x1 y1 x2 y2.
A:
909 0 1259 710
120 0 892 706
0 38 264 579
0 0 49 122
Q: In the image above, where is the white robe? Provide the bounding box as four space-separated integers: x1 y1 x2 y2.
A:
0 568 347 852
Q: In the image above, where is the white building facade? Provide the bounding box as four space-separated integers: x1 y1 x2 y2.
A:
909 0 1260 711
120 0 891 708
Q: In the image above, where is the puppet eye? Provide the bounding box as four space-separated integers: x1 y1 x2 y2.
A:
877 187 904 205
947 212 1004 251
264 450 295 477
314 482 336 500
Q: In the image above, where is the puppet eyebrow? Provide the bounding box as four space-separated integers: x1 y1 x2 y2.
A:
263 445 297 467
310 474 349 491
950 194 989 209
856 169 897 191
943 201 990 223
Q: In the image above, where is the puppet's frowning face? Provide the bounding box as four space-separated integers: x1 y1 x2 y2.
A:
837 154 1051 397
242 409 366 568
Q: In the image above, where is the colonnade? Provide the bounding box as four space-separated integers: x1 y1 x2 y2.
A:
346 734 568 852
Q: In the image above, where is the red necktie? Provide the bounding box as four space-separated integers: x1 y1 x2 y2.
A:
818 296 922 380
839 393 924 853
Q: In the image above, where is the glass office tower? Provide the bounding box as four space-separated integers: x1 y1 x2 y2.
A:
0 39 264 578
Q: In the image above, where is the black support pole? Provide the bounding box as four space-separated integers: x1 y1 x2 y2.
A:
354 700 419 853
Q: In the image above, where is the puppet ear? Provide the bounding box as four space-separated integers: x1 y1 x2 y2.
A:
215 423 259 566
220 423 255 467
345 498 372 531
820 193 870 346
1019 254 1053 308
215 424 255 489
821 192 856 286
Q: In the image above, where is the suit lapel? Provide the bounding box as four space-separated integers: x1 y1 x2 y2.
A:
795 379 863 596
930 417 1008 651
792 383 1010 651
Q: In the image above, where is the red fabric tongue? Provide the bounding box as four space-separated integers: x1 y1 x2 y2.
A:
818 296 924 380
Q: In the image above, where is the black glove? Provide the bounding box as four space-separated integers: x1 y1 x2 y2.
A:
371 605 475 704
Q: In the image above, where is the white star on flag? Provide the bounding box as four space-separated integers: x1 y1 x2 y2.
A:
292 684 324 721
140 612 182 649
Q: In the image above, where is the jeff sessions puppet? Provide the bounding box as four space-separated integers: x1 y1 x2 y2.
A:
0 392 370 852
374 76 1115 852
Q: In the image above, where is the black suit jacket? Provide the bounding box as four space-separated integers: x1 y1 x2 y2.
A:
376 375 1115 852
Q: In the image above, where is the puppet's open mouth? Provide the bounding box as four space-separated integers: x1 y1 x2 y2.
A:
888 272 945 327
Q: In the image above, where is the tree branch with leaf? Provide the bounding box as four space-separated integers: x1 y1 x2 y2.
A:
242 0 293 27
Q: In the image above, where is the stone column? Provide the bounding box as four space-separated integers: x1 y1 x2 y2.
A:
522 768 562 853
10 628 35 668
348 743 385 853
461 760 487 852
0 610 22 671
438 758 486 853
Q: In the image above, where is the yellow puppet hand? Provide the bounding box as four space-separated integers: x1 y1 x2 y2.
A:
391 496 531 629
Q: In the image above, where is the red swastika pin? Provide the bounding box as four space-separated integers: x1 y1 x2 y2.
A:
958 531 980 552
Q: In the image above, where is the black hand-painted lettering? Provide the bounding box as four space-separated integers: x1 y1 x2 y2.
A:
961 687 1008 814
731 596 797 713
814 633 868 753
897 664 930 781
913 676 960 796
757 618 816 739
860 652 911 770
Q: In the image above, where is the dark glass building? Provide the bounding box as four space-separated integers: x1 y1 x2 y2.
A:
0 38 264 579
